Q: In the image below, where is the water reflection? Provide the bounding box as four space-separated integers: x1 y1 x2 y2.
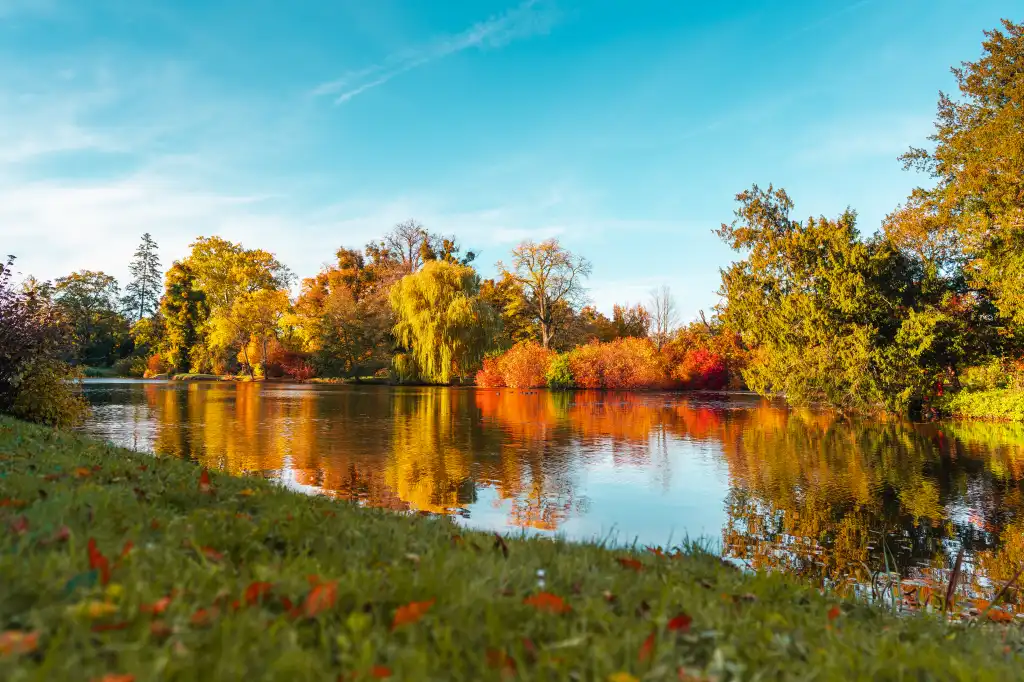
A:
81 381 1024 613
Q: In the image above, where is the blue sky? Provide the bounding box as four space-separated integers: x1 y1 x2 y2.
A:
1 0 1018 320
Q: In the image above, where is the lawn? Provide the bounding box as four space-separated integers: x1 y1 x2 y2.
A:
1 416 1022 681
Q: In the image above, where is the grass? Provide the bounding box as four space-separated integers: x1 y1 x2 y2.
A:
1 418 1023 681
945 388 1024 421
80 367 118 379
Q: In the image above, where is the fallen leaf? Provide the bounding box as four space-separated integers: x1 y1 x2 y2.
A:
149 621 172 639
141 596 173 615
617 557 643 572
200 546 225 562
609 673 640 682
69 601 118 619
119 541 134 560
0 498 27 508
91 674 135 682
87 538 111 585
523 592 571 614
486 649 517 674
638 631 656 662
190 608 217 627
245 581 273 605
369 666 393 679
9 516 29 535
988 609 1015 623
828 605 841 621
0 630 39 656
239 488 256 497
392 599 436 629
42 525 71 545
303 581 338 618
75 467 93 478
199 469 212 493
667 613 692 632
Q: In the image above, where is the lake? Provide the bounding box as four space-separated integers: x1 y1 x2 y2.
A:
80 379 1024 613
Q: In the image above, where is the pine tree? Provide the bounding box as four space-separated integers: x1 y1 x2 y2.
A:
123 233 162 323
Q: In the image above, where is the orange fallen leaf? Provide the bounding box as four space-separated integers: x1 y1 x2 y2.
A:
149 621 172 639
190 608 218 627
616 557 643 572
119 541 134 560
239 488 256 497
92 675 134 682
667 613 692 632
0 630 39 656
200 546 224 562
369 666 393 679
610 671 640 682
75 467 93 478
523 592 570 614
638 631 656 662
141 596 173 615
827 605 841 621
199 469 212 493
245 581 273 605
392 599 436 629
0 498 27 508
87 538 111 585
973 598 991 612
303 581 338 618
988 609 1015 623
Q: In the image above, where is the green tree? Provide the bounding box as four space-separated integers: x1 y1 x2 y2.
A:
160 262 208 374
390 260 496 384
53 270 127 366
496 239 592 349
479 273 537 348
896 19 1024 328
123 233 162 323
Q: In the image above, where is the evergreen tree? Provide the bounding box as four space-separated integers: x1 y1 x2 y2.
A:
160 262 208 374
123 233 162 323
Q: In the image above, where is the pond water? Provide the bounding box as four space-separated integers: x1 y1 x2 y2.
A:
80 380 1024 614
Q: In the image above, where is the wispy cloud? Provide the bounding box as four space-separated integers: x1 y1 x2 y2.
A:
312 0 558 105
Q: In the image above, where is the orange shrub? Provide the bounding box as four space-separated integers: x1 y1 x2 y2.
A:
476 356 504 388
567 338 666 390
143 353 170 378
498 341 553 388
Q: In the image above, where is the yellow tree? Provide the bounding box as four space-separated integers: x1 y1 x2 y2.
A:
389 260 496 384
496 239 592 349
210 289 290 378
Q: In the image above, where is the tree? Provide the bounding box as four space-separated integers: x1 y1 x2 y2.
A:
184 236 292 312
649 286 679 350
366 221 476 281
496 239 592 349
123 233 162 323
53 270 127 366
160 262 208 374
211 289 290 378
612 303 651 339
479 274 537 348
897 19 1024 327
390 260 496 384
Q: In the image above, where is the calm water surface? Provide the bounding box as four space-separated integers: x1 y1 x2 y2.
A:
80 380 1024 612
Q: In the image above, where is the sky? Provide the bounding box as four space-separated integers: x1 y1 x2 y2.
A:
0 0 1019 320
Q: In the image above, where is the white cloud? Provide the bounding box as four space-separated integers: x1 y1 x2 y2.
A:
311 0 559 105
795 114 932 165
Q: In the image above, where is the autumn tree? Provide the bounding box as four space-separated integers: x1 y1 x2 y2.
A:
122 233 162 323
895 19 1024 327
649 285 679 350
612 303 651 339
496 239 592 349
159 262 208 374
53 270 127 366
211 289 290 378
390 260 496 384
479 273 536 348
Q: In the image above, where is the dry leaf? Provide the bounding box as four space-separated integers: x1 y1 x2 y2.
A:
239 488 256 497
667 613 692 632
988 609 1015 623
0 498 27 508
245 581 273 605
199 469 212 493
9 516 29 536
87 538 111 586
523 592 571 614
200 546 225 562
0 630 39 656
149 621 172 639
609 672 640 682
141 596 173 615
190 607 218 627
392 599 435 629
827 605 841 621
92 674 135 682
303 581 338 618
638 631 656 662
486 649 517 673
369 666 392 679
617 558 643 572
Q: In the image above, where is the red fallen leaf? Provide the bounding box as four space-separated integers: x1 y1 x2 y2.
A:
141 596 173 615
88 538 111 585
91 622 130 633
9 516 29 536
138 465 148 472
199 469 212 493
0 630 39 655
0 498 27 508
667 613 692 632
369 666 393 679
638 631 656 662
120 541 134 559
302 581 338 618
523 592 571 614
827 605 841 621
245 581 273 605
392 599 436 629
486 649 517 673
279 596 294 611
43 473 64 481
190 607 218 627
149 520 161 530
75 467 93 478
92 675 134 682
42 525 71 545
200 547 224 562
149 621 172 639
617 558 643 572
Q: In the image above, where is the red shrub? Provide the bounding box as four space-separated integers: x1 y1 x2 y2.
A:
675 348 728 390
145 353 169 378
476 356 505 388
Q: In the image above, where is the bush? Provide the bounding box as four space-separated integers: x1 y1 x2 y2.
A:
144 353 170 378
112 356 148 378
567 338 666 389
674 348 729 390
475 356 504 388
945 388 1024 421
498 341 552 388
0 256 90 427
546 354 574 390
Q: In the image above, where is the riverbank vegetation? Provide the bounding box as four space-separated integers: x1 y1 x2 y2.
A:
2 416 1023 681
1 19 1022 425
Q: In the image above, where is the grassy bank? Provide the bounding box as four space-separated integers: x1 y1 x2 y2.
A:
1 418 1022 681
945 388 1024 421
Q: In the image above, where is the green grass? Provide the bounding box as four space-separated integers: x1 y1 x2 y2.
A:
1 417 1022 681
80 367 118 379
945 388 1024 421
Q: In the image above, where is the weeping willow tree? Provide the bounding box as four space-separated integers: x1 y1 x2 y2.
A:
390 260 496 384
